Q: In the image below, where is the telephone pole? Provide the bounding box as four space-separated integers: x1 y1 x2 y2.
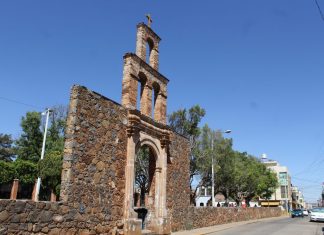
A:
34 108 51 201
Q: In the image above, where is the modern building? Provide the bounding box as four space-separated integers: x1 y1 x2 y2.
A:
260 154 292 211
195 185 212 207
291 186 305 209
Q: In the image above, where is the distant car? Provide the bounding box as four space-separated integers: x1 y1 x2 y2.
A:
291 209 304 218
309 208 324 222
302 209 309 216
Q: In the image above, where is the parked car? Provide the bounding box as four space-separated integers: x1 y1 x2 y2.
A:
291 209 304 218
302 209 309 216
309 208 324 222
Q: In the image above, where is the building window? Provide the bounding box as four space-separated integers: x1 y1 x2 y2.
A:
281 186 287 198
206 187 212 196
279 172 288 185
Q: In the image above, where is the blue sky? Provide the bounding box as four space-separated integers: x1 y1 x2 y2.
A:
1 1 324 202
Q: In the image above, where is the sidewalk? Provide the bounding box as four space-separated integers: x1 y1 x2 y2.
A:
172 216 288 235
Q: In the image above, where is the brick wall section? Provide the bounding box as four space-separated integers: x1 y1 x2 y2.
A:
166 132 191 232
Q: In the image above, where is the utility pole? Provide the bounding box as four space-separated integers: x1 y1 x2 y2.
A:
211 136 215 207
34 108 51 201
211 129 231 207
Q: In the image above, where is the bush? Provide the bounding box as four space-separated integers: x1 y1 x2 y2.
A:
0 161 15 184
13 159 38 184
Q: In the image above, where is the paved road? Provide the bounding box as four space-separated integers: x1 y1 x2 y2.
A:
209 217 324 235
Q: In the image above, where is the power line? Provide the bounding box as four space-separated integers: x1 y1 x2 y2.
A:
0 96 44 110
314 0 324 21
291 176 322 184
294 158 323 176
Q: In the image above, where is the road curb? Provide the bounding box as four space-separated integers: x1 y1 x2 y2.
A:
172 216 288 235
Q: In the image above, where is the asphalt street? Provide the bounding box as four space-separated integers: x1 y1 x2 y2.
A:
209 217 324 235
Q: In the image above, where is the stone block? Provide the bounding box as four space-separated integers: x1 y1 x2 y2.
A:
123 218 142 235
39 210 54 223
27 210 40 223
13 200 26 213
66 228 77 235
53 215 64 223
0 210 10 222
48 228 61 235
41 227 49 233
32 224 42 233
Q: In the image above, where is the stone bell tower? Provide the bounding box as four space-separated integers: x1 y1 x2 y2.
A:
122 19 172 235
121 21 168 124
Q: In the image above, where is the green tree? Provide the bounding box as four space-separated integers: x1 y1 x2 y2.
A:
229 152 278 206
213 134 235 204
38 151 63 197
13 106 67 198
192 124 236 205
256 167 278 200
46 105 67 153
0 161 15 184
168 105 206 204
39 106 67 198
13 159 38 184
16 112 43 162
0 133 16 161
134 146 151 206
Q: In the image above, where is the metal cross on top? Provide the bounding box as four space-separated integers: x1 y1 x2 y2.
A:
146 14 153 28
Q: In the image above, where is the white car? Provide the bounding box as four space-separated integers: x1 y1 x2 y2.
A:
309 208 324 222
302 209 309 216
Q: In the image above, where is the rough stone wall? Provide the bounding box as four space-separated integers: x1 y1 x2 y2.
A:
121 53 168 124
186 207 283 231
135 23 160 70
60 85 128 222
0 200 125 234
166 132 191 232
169 207 283 232
165 132 283 233
0 85 284 235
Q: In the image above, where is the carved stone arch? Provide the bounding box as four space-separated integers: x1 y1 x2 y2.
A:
135 138 160 161
145 36 158 70
146 37 155 51
137 72 152 117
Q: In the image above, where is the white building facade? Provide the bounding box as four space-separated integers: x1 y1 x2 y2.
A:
261 155 292 210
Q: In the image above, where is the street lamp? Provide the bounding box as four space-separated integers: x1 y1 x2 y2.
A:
34 108 52 201
211 129 232 207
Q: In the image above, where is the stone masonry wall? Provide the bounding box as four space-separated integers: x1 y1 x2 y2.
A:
0 85 284 234
60 85 128 230
186 207 283 231
0 85 130 235
166 132 191 232
170 206 283 232
165 132 283 233
0 200 125 235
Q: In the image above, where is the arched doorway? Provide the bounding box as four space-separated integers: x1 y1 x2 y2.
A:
133 144 157 229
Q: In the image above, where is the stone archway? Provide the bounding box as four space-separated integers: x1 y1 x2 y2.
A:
133 143 158 228
123 120 170 234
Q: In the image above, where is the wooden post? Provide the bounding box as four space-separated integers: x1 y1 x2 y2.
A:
50 189 57 202
31 179 37 201
10 179 19 200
